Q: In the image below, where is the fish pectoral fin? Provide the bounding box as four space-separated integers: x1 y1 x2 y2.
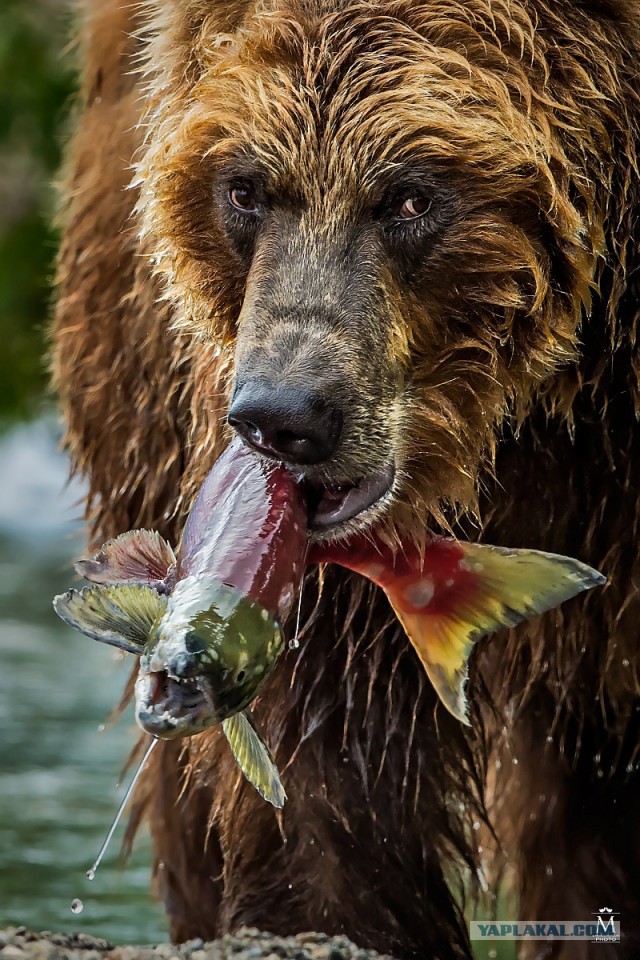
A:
392 544 605 725
75 530 176 591
222 710 286 808
53 584 167 654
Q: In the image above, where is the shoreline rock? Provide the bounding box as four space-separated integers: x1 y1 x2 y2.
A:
0 928 398 960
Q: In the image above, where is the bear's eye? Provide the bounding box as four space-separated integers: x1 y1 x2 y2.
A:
228 181 259 214
397 194 432 220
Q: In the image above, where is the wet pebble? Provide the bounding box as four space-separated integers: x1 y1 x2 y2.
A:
0 929 397 960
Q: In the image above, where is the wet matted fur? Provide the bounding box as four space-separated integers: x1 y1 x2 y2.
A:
53 1 640 958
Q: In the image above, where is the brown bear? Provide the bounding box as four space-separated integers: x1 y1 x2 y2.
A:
53 1 640 958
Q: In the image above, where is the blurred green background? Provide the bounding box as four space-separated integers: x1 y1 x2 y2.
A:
0 0 74 422
0 1 511 954
0 0 166 945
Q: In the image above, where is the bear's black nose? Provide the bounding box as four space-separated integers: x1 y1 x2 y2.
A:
228 379 342 465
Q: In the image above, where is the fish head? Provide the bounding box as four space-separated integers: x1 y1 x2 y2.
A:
134 577 283 739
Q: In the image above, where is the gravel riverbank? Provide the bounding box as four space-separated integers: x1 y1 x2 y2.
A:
0 928 397 960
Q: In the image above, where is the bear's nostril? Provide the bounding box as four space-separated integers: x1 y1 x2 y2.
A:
228 380 342 466
275 429 297 447
245 421 264 446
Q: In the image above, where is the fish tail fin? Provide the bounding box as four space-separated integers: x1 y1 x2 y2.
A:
53 584 167 654
392 544 605 724
223 710 286 808
75 530 176 590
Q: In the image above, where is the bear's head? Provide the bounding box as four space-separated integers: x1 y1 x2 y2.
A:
137 0 611 539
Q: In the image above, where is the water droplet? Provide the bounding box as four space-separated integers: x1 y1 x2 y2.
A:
546 735 553 743
545 865 553 877
71 899 84 914
495 760 502 770
288 638 300 650
622 658 630 667
288 883 293 890
472 821 481 831
489 950 498 959
97 723 105 733
512 757 519 765
85 738 158 884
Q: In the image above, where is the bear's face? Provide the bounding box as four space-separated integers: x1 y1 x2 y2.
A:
138 2 601 538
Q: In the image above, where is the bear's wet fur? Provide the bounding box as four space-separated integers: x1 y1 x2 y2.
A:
54 2 640 957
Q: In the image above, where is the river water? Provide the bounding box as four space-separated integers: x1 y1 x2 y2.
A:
0 416 165 943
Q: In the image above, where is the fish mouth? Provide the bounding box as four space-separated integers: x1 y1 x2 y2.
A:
306 462 396 532
134 669 217 740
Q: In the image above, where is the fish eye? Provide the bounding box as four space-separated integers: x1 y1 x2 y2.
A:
236 669 246 683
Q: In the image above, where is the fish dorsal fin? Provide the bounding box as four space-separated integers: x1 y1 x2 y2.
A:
389 544 605 724
222 710 286 808
53 584 167 654
75 530 176 591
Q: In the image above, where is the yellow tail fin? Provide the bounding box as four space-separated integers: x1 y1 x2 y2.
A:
389 545 605 724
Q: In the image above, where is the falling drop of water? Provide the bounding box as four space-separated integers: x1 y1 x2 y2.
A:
288 551 307 652
85 738 158 883
70 899 84 914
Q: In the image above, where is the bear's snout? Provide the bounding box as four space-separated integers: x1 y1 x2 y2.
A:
228 379 343 465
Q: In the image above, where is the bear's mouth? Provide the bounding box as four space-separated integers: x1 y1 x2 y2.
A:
134 669 217 739
306 462 395 530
